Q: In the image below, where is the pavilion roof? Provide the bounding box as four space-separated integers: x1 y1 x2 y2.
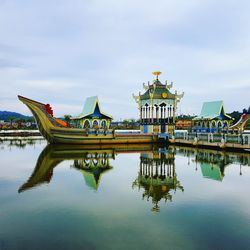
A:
193 100 232 120
71 96 113 120
140 86 175 100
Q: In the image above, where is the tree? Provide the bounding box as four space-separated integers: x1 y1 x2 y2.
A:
64 115 72 126
8 116 16 127
243 108 247 114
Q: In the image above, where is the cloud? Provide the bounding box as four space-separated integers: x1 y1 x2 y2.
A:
0 0 249 119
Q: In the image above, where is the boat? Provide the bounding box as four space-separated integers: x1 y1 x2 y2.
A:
18 95 157 145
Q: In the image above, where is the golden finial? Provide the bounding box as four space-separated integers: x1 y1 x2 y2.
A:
152 71 162 80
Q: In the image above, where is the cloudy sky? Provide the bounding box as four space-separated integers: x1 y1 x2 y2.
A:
0 0 249 120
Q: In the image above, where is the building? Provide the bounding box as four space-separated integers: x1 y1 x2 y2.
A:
192 100 233 133
71 96 113 129
133 72 184 134
175 119 192 130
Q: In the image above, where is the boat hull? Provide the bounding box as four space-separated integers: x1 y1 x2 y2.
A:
18 95 156 145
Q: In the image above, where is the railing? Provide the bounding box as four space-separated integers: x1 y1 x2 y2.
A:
174 132 250 146
141 118 174 125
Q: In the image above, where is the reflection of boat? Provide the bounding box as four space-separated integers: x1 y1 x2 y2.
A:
18 95 156 145
18 144 154 193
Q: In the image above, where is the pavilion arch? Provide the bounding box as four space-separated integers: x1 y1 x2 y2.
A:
159 102 167 107
83 120 91 128
223 121 229 128
217 121 223 128
100 120 107 129
211 121 216 128
92 119 99 129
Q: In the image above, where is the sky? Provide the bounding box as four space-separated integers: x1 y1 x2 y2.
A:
0 0 249 120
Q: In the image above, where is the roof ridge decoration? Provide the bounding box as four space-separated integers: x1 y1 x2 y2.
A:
132 72 184 102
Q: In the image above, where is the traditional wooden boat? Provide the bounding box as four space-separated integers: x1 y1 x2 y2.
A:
18 95 157 145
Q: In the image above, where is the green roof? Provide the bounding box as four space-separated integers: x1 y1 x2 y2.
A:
200 163 223 181
80 167 112 190
71 96 112 120
140 86 175 100
194 100 232 120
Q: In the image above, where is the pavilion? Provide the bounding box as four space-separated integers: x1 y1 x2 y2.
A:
192 100 233 133
71 96 113 129
133 72 184 134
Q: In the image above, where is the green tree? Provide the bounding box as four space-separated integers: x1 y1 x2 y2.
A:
64 115 72 126
8 116 16 127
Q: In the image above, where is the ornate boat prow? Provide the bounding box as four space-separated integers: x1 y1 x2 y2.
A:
18 95 58 143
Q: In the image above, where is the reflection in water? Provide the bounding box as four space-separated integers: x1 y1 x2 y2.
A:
18 142 250 213
72 152 114 190
18 144 154 193
133 148 184 212
176 147 250 181
0 137 44 150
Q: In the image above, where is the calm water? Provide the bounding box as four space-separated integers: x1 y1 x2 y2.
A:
0 139 250 250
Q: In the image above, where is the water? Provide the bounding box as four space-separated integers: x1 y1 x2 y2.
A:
0 139 250 250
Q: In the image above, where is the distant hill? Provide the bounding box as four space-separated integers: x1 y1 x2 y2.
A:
0 111 33 121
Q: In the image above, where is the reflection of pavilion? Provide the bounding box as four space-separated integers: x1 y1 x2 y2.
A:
176 146 250 181
195 151 231 181
72 152 114 190
133 148 184 213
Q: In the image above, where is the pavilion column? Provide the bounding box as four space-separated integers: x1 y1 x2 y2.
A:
169 105 172 123
140 107 143 122
151 105 154 124
173 106 175 123
160 106 163 121
163 106 166 122
167 106 170 124
156 106 159 123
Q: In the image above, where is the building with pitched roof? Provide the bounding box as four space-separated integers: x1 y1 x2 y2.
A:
71 96 113 129
193 100 233 133
133 72 184 134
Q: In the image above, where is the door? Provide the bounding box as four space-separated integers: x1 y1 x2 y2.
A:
161 124 166 133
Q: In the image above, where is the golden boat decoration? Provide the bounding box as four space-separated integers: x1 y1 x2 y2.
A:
18 95 156 145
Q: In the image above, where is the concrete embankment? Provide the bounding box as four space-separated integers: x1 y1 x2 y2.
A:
0 130 41 137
